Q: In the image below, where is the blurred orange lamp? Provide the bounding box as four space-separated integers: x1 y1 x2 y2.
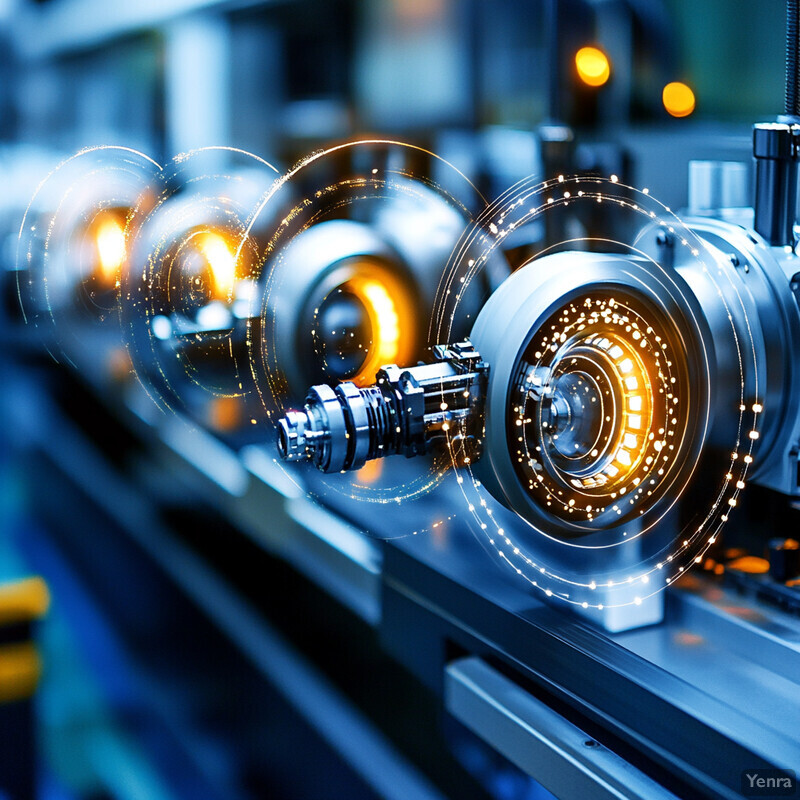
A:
663 81 696 118
575 46 611 87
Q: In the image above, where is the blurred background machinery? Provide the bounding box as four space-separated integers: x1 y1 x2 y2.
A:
1 1 800 799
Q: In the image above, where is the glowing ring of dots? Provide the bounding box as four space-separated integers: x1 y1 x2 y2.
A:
510 290 685 536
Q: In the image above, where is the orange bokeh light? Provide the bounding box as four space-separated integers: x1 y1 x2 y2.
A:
575 46 611 88
663 82 696 118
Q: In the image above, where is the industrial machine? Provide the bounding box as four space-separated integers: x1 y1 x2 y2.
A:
267 6 800 797
276 162 800 628
121 147 281 426
120 141 507 442
4 2 800 800
273 4 800 631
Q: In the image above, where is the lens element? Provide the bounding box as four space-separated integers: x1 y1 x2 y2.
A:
533 329 655 492
311 259 415 387
508 290 689 534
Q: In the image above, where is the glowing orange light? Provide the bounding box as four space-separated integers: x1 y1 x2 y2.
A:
355 459 384 484
361 279 401 359
663 82 696 118
196 231 237 300
346 270 414 386
207 396 242 433
94 215 127 284
590 331 655 487
575 46 611 87
727 555 769 574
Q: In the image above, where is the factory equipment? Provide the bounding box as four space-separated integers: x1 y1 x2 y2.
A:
121 142 508 441
14 147 159 373
121 148 280 420
276 11 800 628
5 2 800 800
278 178 800 623
248 141 509 422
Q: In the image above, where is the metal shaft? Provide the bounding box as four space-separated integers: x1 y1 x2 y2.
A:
754 121 800 247
277 341 488 473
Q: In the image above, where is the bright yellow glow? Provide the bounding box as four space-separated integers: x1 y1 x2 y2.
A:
95 215 127 284
352 277 401 372
344 266 415 387
356 459 384 484
663 82 695 118
0 576 50 626
616 449 632 467
197 232 237 300
587 330 656 489
575 46 611 87
362 280 401 356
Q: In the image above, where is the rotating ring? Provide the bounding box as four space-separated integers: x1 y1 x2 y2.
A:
470 251 712 545
511 291 678 531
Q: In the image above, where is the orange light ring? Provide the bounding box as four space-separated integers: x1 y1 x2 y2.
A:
511 291 685 529
316 259 417 387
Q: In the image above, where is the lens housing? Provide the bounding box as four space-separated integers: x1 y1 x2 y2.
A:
470 251 712 544
266 219 421 397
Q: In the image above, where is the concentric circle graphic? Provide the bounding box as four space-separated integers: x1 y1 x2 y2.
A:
120 147 280 414
15 144 768 577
